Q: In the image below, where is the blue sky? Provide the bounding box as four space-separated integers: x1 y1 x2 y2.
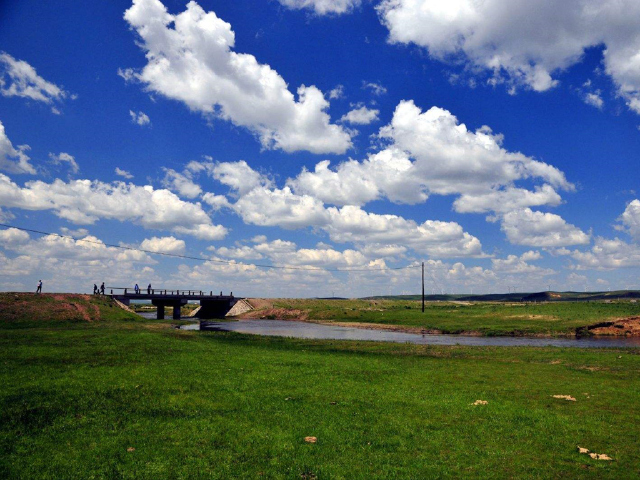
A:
1 0 640 297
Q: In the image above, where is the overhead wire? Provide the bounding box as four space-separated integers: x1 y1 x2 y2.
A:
0 223 422 273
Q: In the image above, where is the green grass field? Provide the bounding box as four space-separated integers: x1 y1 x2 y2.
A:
265 299 640 336
1 294 640 478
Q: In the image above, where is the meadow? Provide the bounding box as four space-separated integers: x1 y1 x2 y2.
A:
1 294 640 478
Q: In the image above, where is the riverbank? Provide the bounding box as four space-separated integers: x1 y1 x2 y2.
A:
1 299 639 478
240 298 640 337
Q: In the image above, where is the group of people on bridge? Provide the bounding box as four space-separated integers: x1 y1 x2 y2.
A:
93 283 105 295
133 283 152 294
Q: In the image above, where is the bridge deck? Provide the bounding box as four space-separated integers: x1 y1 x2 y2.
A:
113 293 236 301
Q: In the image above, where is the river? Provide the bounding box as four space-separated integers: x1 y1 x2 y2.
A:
172 318 640 348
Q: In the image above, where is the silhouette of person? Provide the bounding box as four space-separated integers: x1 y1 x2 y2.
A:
36 280 42 294
147 284 151 294
134 283 139 294
93 284 98 295
100 282 105 295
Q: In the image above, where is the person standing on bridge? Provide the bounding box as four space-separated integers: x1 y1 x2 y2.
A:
147 284 151 294
134 283 139 294
93 284 98 295
100 282 105 295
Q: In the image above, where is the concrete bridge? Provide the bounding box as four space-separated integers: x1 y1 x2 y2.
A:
111 288 239 320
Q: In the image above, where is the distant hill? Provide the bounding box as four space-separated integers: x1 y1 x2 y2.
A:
362 291 640 302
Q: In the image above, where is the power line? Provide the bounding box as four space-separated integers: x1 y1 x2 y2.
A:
0 223 421 273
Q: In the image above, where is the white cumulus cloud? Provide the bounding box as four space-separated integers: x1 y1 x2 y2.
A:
115 167 133 179
0 120 35 174
290 101 572 212
340 105 380 125
140 236 185 254
377 0 640 113
0 174 227 240
49 152 79 174
123 0 352 153
618 199 640 242
277 0 361 15
0 52 73 113
500 208 590 247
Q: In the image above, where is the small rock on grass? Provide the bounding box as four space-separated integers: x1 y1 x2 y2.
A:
127 447 135 452
304 437 317 444
471 400 488 405
577 446 613 461
552 395 576 401
589 453 613 461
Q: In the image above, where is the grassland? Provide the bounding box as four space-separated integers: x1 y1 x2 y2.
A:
1 293 640 478
248 298 640 337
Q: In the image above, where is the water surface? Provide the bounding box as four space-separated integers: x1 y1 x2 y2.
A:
181 319 640 348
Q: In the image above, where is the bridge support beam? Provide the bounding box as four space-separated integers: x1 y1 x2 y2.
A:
152 299 187 320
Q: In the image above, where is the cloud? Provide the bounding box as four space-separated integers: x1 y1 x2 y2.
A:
453 185 563 214
289 101 572 211
49 152 79 174
233 186 330 229
289 151 423 206
618 199 640 241
211 245 264 261
0 232 162 291
0 227 30 247
211 159 484 258
0 174 227 240
277 0 361 15
584 91 604 109
377 0 640 113
210 160 271 196
60 227 89 237
0 52 73 113
115 167 133 179
0 120 36 174
340 105 380 125
570 237 640 269
324 205 484 258
162 168 202 199
491 251 555 275
123 0 352 153
129 110 151 126
500 208 590 247
140 236 185 254
329 85 345 99
362 81 387 96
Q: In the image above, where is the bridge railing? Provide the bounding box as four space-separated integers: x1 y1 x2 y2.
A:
108 287 233 297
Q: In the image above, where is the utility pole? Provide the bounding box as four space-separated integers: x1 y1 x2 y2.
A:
422 261 425 313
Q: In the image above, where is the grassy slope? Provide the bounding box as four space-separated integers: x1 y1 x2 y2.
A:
1 298 640 478
0 293 141 327
266 299 640 336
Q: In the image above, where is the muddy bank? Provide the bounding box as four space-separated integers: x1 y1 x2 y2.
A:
578 316 640 336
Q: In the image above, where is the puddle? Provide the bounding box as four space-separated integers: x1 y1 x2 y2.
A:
179 319 640 348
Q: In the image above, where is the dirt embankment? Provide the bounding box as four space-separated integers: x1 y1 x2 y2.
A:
579 317 640 336
241 299 309 321
0 292 106 322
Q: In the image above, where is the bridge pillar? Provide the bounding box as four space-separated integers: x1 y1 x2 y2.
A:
173 305 181 320
157 305 165 320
